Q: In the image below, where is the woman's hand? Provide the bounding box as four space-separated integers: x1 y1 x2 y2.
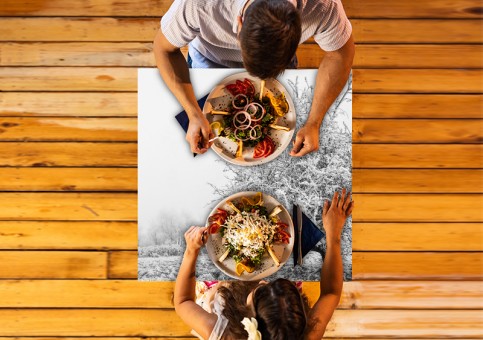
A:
184 226 208 254
322 188 353 242
186 113 214 154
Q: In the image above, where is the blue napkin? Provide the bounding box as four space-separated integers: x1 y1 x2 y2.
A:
175 94 209 157
292 204 324 266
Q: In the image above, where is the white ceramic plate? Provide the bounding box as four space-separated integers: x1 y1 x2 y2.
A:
203 72 296 166
205 191 294 281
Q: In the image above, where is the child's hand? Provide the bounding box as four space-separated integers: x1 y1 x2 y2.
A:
184 226 208 253
322 188 353 243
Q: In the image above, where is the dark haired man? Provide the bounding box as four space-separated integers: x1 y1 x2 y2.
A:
154 0 354 156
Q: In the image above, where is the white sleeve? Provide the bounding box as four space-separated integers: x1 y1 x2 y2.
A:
313 0 352 51
160 0 200 48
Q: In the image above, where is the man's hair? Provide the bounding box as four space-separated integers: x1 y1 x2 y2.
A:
253 278 308 339
240 0 302 79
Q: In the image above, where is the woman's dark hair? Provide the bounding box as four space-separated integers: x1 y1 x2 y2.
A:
240 0 302 79
217 281 259 339
253 278 309 339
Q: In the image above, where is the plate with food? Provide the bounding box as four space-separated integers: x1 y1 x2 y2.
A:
203 72 296 166
205 191 294 280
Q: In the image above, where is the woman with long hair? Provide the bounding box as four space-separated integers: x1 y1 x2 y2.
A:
174 189 353 339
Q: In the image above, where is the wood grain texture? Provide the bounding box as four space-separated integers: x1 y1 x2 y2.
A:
0 280 481 309
110 250 483 280
2 18 481 43
353 252 482 280
0 118 137 141
1 0 481 18
2 43 482 69
352 194 483 222
0 309 479 337
0 251 107 279
108 251 138 279
0 168 137 191
353 69 483 93
3 68 480 93
0 193 136 221
0 221 136 249
0 92 137 117
352 169 483 193
353 94 483 119
353 223 483 251
3 93 479 119
353 119 483 143
353 144 482 168
0 142 137 167
0 67 137 91
301 44 483 69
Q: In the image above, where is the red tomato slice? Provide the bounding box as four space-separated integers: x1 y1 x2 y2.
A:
253 139 267 158
208 223 220 234
243 78 255 96
225 84 239 96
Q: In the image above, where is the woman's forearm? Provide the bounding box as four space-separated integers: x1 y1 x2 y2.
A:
174 249 200 307
320 234 343 297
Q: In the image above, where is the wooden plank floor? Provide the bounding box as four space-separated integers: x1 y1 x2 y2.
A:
0 0 482 338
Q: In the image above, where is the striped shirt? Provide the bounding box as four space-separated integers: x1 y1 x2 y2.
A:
161 0 352 68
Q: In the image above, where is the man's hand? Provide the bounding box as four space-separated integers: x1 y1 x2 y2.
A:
184 226 208 253
322 188 353 242
186 113 214 154
289 123 320 157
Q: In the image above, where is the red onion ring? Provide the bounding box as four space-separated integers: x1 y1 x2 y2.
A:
232 94 248 109
233 111 251 129
249 125 262 140
233 128 251 141
244 102 265 122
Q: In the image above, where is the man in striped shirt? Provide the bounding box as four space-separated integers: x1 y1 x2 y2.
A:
154 0 354 156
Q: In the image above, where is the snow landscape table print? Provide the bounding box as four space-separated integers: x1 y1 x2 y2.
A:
138 68 352 281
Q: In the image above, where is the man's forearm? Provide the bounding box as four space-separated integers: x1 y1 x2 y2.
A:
153 34 202 119
306 38 354 129
174 249 199 306
320 235 343 296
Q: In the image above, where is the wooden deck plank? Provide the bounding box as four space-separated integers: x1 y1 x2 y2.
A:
0 193 136 221
1 118 481 143
353 252 482 280
353 119 483 144
0 117 137 141
111 250 483 280
1 168 479 194
0 221 136 249
2 93 479 119
353 223 483 251
2 43 482 69
353 69 483 93
1 143 480 168
0 193 479 222
2 68 481 93
0 0 481 18
0 67 137 92
0 92 137 117
353 194 482 222
353 144 482 168
353 94 483 119
0 309 479 337
353 170 483 193
0 168 137 191
0 280 481 309
0 251 107 279
0 142 137 167
2 18 481 43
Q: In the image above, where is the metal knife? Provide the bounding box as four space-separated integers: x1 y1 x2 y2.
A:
296 204 303 266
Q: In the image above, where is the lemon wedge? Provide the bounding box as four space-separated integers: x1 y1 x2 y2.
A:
210 121 224 135
236 262 245 276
